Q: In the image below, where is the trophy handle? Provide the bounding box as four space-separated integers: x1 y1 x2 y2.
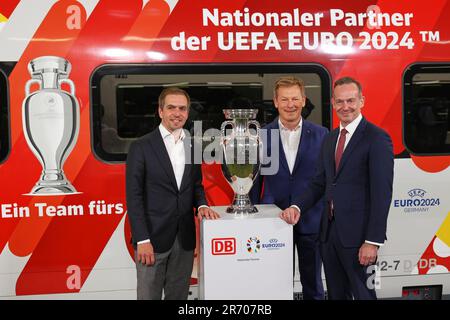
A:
221 120 235 139
25 79 41 95
248 120 261 139
59 79 76 95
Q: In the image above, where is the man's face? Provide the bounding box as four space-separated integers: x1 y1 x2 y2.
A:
332 83 364 126
273 85 304 125
159 94 189 132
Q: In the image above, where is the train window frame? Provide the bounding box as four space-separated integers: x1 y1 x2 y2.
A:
403 63 450 155
90 63 331 163
0 66 11 164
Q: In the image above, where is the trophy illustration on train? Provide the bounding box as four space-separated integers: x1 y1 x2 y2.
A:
22 56 80 195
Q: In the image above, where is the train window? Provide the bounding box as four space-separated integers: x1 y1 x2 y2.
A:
404 64 450 155
0 67 10 163
91 64 331 162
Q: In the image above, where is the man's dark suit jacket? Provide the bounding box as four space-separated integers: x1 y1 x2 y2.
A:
256 117 328 234
294 117 394 247
126 128 207 253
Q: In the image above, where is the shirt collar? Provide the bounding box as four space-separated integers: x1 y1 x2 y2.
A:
278 117 302 132
340 113 362 135
159 123 185 141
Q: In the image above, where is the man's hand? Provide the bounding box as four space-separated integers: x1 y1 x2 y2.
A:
359 243 378 266
198 207 221 220
137 242 155 266
279 207 300 225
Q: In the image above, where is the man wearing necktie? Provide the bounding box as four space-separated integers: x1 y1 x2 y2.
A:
126 87 219 300
280 77 394 299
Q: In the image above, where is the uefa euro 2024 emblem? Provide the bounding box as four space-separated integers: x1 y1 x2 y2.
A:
246 236 261 253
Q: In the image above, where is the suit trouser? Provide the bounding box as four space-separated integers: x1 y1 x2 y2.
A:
135 236 194 300
320 219 377 300
294 233 325 300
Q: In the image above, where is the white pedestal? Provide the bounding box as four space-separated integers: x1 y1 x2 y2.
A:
199 204 293 300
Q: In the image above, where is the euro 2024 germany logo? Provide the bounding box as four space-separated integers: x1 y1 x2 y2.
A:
247 236 261 253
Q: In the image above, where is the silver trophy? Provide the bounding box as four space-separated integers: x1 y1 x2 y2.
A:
220 109 261 214
22 56 80 195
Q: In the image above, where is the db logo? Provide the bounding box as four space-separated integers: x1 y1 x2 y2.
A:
211 238 236 255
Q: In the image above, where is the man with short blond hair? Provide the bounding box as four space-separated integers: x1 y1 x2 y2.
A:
273 76 306 98
253 76 328 299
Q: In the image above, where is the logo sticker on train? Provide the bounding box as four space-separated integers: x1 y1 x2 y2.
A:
393 188 441 214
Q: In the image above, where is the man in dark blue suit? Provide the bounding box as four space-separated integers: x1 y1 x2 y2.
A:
252 76 328 300
280 77 394 300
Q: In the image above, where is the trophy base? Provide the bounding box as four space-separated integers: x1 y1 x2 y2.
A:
30 180 78 195
26 169 79 195
226 194 258 214
225 205 258 214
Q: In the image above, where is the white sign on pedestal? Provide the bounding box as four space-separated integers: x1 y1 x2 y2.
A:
199 204 293 300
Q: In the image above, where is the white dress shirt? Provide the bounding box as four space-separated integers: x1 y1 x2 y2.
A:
279 118 302 174
335 113 362 153
159 124 186 190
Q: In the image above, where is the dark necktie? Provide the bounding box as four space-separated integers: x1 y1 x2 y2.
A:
335 128 348 171
329 128 347 221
